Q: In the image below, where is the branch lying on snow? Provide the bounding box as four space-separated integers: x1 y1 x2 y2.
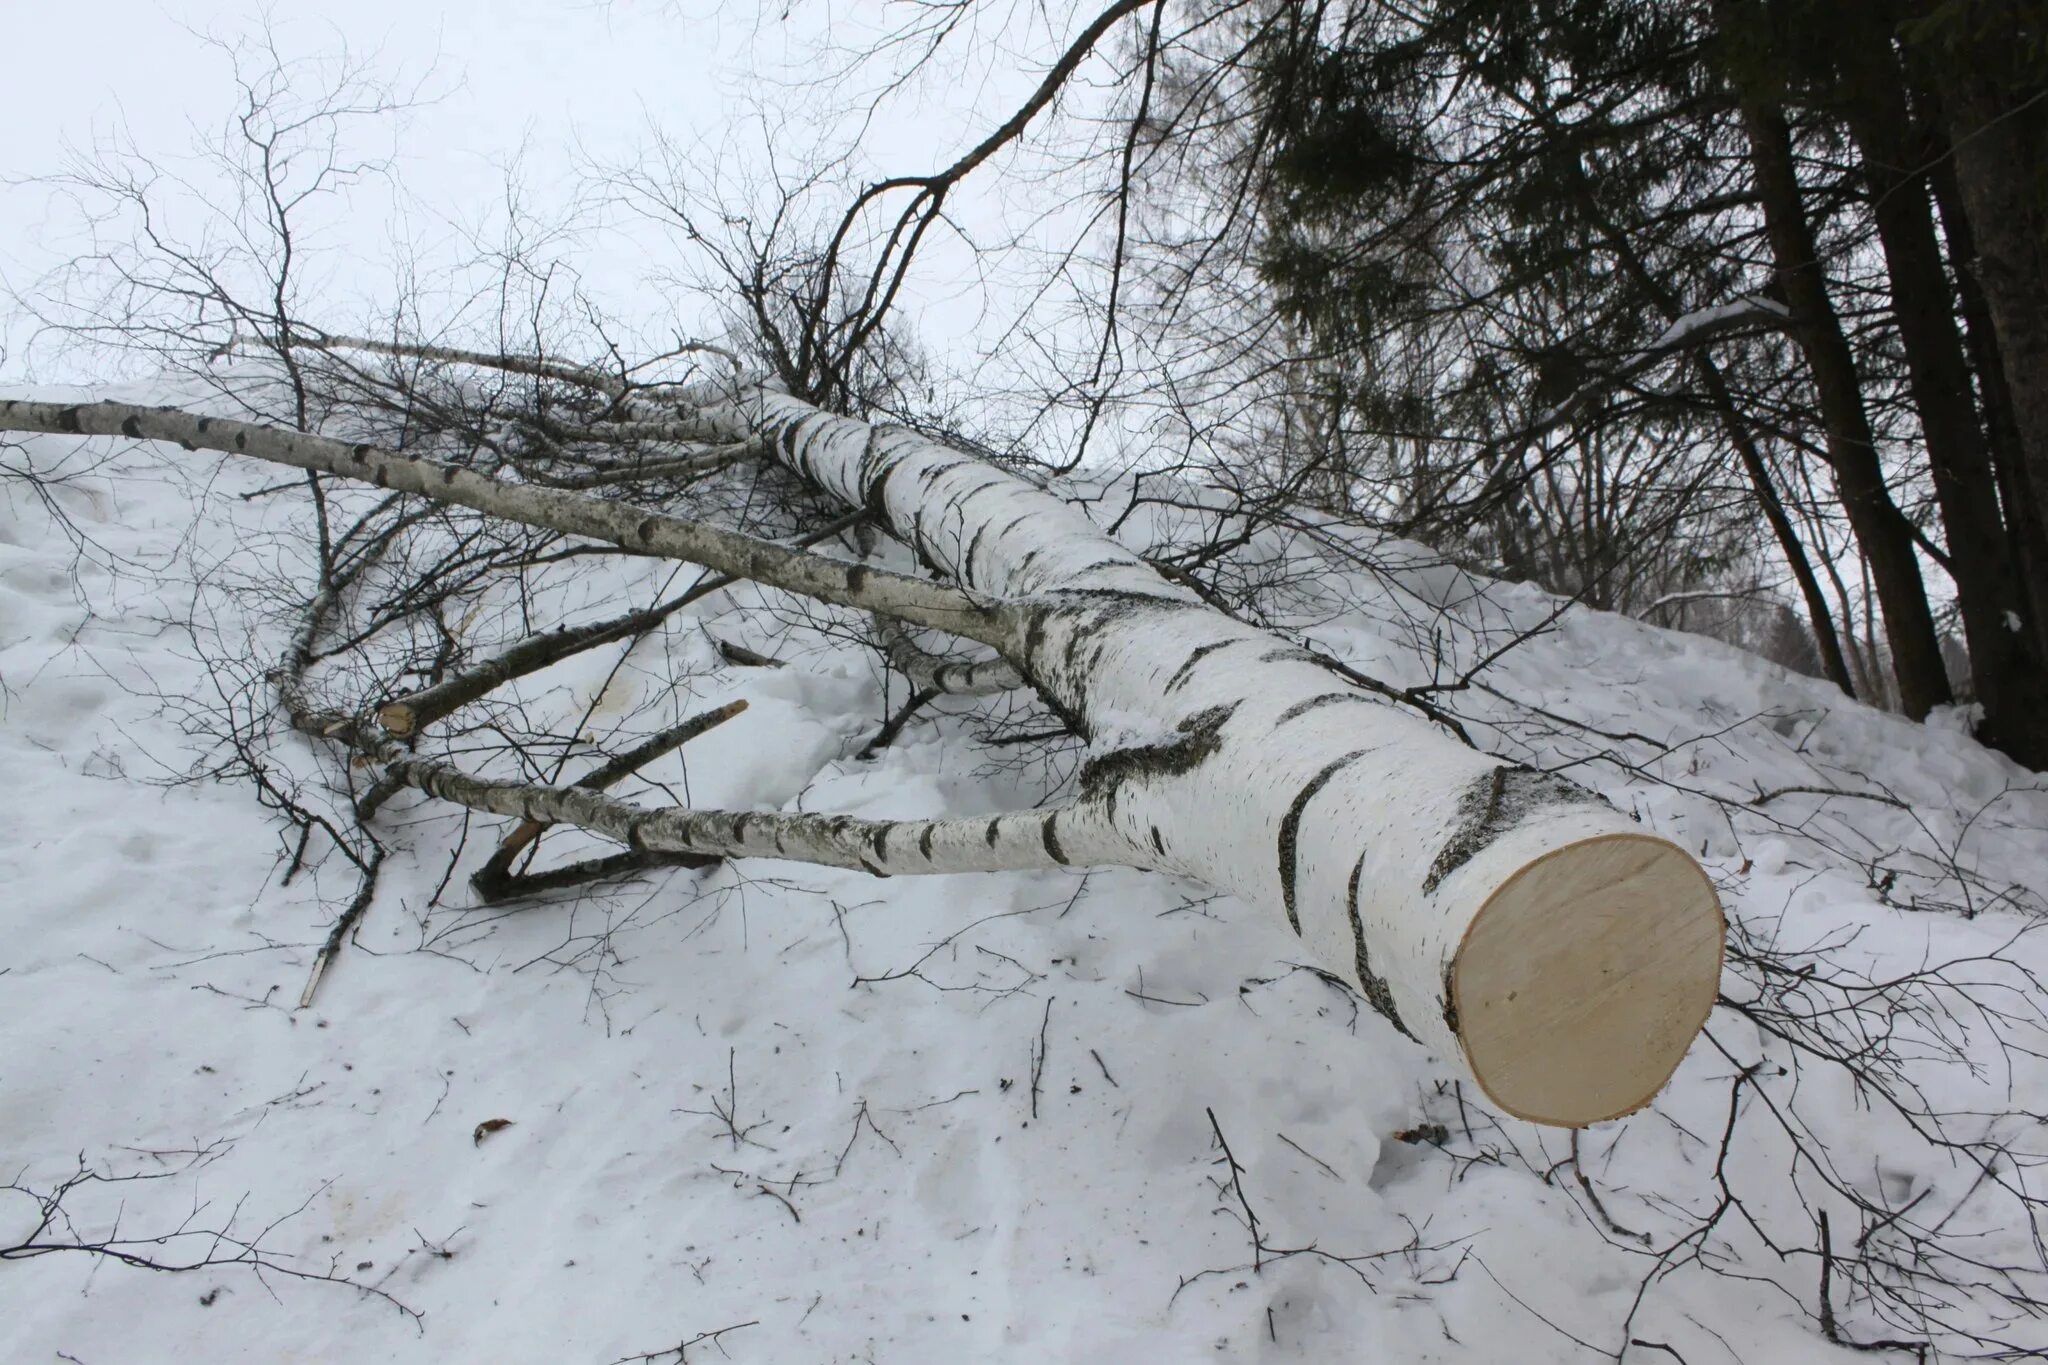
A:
1 348 1725 1128
375 584 714 738
468 699 749 903
522 436 760 490
369 504 866 740
858 686 941 761
390 750 1130 876
1747 783 1911 811
1 1156 422 1328
0 400 999 645
299 847 386 1007
875 615 1023 696
610 1319 760 1365
1172 1107 1466 1296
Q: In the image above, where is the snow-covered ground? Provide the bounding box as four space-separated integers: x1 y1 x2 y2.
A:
3 379 2044 1362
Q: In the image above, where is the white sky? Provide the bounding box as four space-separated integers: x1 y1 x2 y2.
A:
0 4 697 357
1 1 1115 384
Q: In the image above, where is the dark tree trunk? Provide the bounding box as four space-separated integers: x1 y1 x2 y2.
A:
1734 92 1952 718
1923 16 2048 620
1842 19 2048 767
1709 365 1860 699
1928 154 2048 669
1559 156 1858 698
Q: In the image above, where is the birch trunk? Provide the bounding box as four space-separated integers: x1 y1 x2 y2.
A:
1 386 1723 1127
683 385 1725 1128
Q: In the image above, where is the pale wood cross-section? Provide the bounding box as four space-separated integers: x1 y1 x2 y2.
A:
1452 833 1725 1127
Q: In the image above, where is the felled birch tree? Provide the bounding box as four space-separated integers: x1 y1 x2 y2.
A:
0 347 1721 1128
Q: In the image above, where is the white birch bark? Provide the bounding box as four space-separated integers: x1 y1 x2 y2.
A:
391 754 1128 876
675 385 1725 1127
0 382 1723 1127
0 399 997 643
876 617 1025 696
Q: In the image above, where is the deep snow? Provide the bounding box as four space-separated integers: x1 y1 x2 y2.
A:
3 377 2044 1363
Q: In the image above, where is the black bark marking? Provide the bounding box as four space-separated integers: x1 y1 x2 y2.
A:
946 478 1003 535
235 432 247 450
778 416 808 471
635 517 659 544
799 414 835 480
1278 749 1373 936
1029 683 1091 744
869 823 891 864
1441 964 1461 1038
985 818 1003 848
1346 854 1414 1039
121 416 141 438
1036 590 1190 691
845 563 868 594
1061 610 1119 680
1021 602 1057 669
858 424 898 485
196 417 212 433
1061 621 1089 679
1044 585 1184 608
918 825 936 862
863 456 903 527
1149 825 1166 855
1420 766 1601 895
1079 703 1236 797
1164 639 1233 693
1041 812 1068 865
990 512 1030 559
352 442 373 462
1276 692 1360 725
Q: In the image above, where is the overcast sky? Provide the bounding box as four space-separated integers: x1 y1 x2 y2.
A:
1 1 1098 383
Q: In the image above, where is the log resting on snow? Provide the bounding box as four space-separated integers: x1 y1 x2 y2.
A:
673 384 1726 1128
0 383 1723 1128
389 754 1130 877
